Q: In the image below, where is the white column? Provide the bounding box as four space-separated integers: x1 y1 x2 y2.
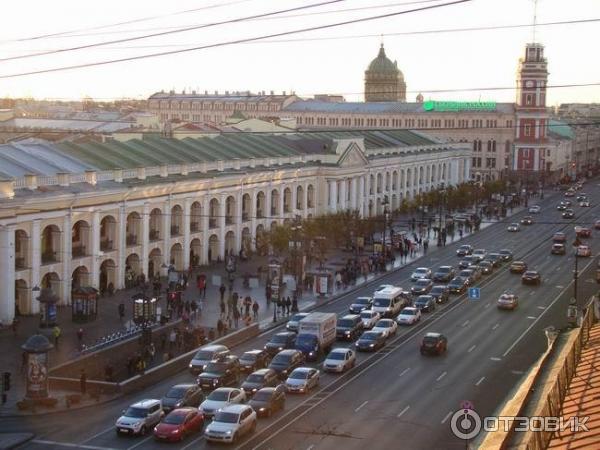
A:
358 176 365 217
30 220 41 314
162 199 171 264
265 186 272 220
291 183 298 214
350 177 357 210
339 179 347 211
90 211 100 289
329 180 338 213
61 213 72 305
141 202 150 277
396 170 402 195
0 225 16 324
117 205 126 289
303 184 309 216
235 191 242 253
278 186 285 221
218 194 226 259
183 197 191 270
201 197 209 264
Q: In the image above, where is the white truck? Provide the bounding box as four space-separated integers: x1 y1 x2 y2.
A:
295 312 337 361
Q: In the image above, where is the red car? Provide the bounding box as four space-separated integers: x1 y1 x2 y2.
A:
153 407 204 442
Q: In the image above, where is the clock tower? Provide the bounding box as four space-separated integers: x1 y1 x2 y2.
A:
513 43 549 174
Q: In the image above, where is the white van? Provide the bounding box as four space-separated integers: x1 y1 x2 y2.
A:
371 286 410 318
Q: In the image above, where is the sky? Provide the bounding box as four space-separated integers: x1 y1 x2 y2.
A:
0 0 599 105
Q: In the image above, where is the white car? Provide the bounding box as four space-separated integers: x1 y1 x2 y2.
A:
473 249 487 260
374 284 395 294
199 388 246 417
576 245 591 257
580 201 591 207
371 318 398 338
360 310 381 329
285 367 320 393
528 205 541 214
115 399 164 436
507 223 521 232
204 404 257 444
322 348 356 373
396 307 421 325
411 267 432 281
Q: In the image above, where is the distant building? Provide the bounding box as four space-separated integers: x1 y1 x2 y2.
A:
364 44 407 102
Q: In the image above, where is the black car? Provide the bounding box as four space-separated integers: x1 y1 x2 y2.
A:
551 243 566 255
240 368 279 397
433 266 455 282
520 216 534 225
264 332 297 356
248 385 286 418
498 249 513 261
478 260 493 274
268 349 305 379
562 209 575 219
458 269 475 286
414 295 436 313
161 383 204 413
355 331 386 352
197 355 240 391
557 203 567 211
411 278 433 295
458 256 478 269
487 253 502 267
456 244 473 257
420 332 448 356
522 270 541 285
336 314 363 341
239 349 271 373
448 276 467 294
429 285 450 304
349 297 373 314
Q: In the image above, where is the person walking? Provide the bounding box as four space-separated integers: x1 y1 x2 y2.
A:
219 283 226 302
285 297 291 315
244 296 252 317
118 303 125 321
169 329 177 350
80 369 87 396
52 325 61 348
76 327 84 349
252 300 259 319
217 318 224 337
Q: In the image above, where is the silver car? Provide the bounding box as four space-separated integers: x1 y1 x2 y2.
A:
322 348 356 373
204 404 257 443
285 367 320 393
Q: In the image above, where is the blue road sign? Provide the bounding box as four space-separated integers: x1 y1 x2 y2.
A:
468 287 481 300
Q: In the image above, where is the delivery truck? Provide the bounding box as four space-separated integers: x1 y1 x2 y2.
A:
295 312 337 361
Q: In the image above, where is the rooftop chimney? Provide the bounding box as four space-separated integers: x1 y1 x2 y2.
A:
113 168 123 183
0 179 14 199
85 170 97 186
24 174 37 190
57 172 70 187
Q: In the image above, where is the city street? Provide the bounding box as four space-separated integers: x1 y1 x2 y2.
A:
4 184 600 450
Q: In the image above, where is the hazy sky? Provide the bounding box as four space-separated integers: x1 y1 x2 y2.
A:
1 0 599 105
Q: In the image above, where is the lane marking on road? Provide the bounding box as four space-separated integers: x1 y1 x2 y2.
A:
484 302 491 308
397 405 410 418
127 436 154 450
492 323 500 330
468 345 476 353
355 400 369 412
556 285 564 288
79 426 116 444
181 435 206 450
502 256 598 358
436 371 447 381
475 376 486 386
32 440 118 450
537 306 546 310
441 411 454 424
529 291 536 296
511 370 525 375
399 367 411 377
490 357 502 361
526 316 537 320
461 320 470 327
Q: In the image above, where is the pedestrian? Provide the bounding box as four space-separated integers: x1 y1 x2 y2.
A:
197 275 206 298
219 283 226 302
118 303 125 321
52 325 61 348
252 300 259 319
191 300 198 322
148 342 156 363
285 297 291 315
76 327 84 348
291 297 299 313
217 318 224 337
21 351 27 374
233 306 240 328
244 296 252 317
80 369 87 395
169 329 177 350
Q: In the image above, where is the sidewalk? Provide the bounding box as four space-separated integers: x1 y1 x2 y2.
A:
0 202 529 417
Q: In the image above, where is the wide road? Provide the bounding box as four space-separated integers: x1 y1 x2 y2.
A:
6 183 600 450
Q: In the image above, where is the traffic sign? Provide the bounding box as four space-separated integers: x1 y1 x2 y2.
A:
468 287 481 300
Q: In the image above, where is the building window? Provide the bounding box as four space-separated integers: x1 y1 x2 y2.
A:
526 94 533 105
524 124 531 137
492 140 496 152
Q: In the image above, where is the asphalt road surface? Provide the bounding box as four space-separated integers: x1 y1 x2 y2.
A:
5 184 600 450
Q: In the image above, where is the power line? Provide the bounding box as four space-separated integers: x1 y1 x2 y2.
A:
0 0 347 63
0 0 472 79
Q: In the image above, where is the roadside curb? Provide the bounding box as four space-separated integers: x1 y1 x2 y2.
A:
0 433 34 450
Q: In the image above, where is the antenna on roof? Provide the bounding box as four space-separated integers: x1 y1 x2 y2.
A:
532 0 538 42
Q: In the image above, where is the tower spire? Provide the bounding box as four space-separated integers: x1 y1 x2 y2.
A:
532 0 538 42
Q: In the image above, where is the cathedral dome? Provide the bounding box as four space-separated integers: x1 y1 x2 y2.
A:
367 44 403 78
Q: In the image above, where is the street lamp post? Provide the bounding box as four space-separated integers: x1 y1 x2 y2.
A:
289 222 302 299
437 183 446 247
382 196 390 269
568 237 581 327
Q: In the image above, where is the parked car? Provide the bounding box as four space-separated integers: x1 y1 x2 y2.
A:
396 307 421 325
161 384 203 413
497 293 519 310
456 244 473 256
322 348 356 373
510 261 528 274
239 349 271 373
522 270 541 285
204 404 256 444
355 330 386 352
411 267 432 281
240 368 279 397
264 332 297 356
285 367 320 394
429 285 450 304
551 243 566 255
268 349 305 379
507 223 521 232
448 276 468 294
197 355 240 391
199 388 246 418
116 399 164 436
153 407 204 442
433 265 455 282
414 295 436 313
286 313 310 332
420 332 448 356
349 296 373 314
335 314 363 341
248 385 286 418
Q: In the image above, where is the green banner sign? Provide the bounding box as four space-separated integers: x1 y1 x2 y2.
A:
423 100 497 112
